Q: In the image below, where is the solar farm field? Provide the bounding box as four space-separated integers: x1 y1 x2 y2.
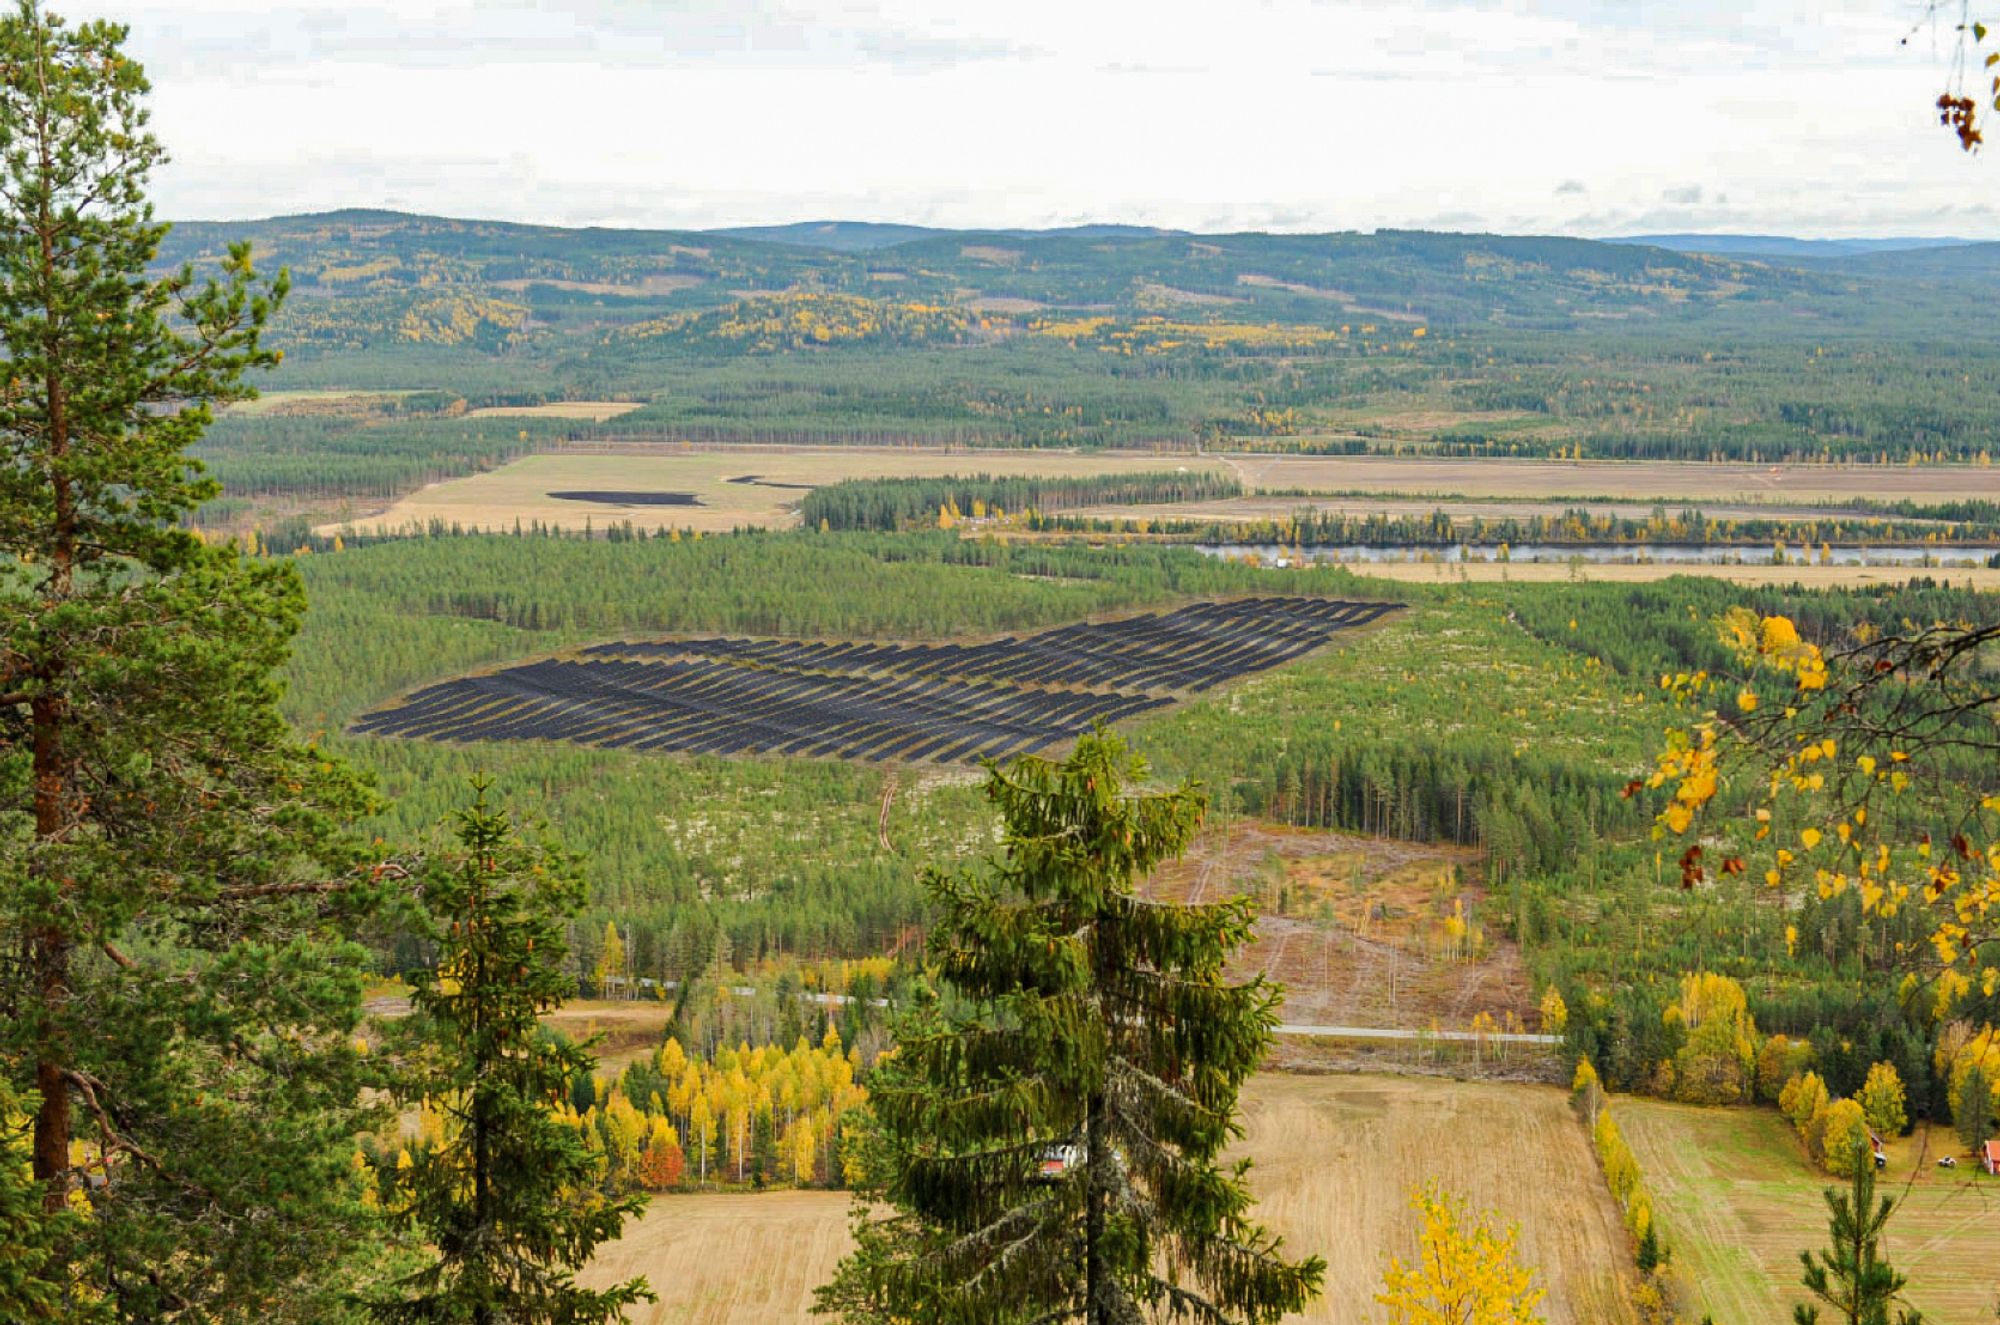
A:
352 596 1396 763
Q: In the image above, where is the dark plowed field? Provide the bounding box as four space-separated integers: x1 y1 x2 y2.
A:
352 597 1396 764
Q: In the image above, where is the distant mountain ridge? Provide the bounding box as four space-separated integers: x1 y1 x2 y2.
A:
1609 233 1979 259
142 209 2000 370
707 220 1184 250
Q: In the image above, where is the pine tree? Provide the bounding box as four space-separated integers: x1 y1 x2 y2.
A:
1792 1149 1922 1325
372 782 652 1325
0 3 390 1315
824 730 1324 1323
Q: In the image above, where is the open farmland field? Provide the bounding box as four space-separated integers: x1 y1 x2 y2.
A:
465 401 648 421
1618 1101 2000 1323
1223 453 2000 505
579 1075 1637 1324
351 596 1396 764
224 388 420 416
323 447 1224 534
1072 494 1960 527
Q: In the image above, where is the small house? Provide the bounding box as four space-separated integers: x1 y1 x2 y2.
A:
1983 1139 2000 1176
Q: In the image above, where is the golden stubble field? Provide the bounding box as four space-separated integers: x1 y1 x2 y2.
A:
323 447 1222 535
579 1074 1637 1325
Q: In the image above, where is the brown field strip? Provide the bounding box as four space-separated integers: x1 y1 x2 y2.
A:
466 401 648 421
1221 454 2000 505
1619 1101 2000 1324
1073 494 1966 526
581 1075 1637 1324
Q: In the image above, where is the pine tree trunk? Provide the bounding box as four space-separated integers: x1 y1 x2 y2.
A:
28 117 76 1214
30 693 71 1209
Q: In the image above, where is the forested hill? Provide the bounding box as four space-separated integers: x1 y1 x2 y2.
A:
152 209 1997 369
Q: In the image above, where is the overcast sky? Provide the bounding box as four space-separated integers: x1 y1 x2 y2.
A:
96 0 1999 237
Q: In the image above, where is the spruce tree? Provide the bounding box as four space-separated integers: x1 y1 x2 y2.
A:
823 730 1324 1324
373 781 652 1325
1793 1144 1922 1325
1954 1062 1993 1152
0 2 389 1315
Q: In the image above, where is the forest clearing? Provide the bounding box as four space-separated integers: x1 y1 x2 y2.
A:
1618 1101 2000 1323
322 447 1223 534
1140 821 1539 1055
577 1074 1637 1325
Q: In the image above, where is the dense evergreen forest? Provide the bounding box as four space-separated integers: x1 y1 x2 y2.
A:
288 528 2000 1089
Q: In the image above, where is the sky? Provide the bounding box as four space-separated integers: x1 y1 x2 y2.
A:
96 0 2000 238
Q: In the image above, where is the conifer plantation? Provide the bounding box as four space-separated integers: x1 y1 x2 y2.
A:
821 731 1324 1324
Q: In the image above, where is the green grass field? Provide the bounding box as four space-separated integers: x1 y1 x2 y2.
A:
1618 1100 2000 1323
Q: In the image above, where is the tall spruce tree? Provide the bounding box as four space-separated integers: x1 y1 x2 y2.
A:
0 2 390 1317
372 781 651 1325
823 730 1324 1324
1793 1143 1922 1325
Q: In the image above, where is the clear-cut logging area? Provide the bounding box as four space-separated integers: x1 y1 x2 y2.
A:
350 596 1398 764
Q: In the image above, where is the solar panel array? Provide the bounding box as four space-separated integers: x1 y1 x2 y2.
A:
353 597 1397 765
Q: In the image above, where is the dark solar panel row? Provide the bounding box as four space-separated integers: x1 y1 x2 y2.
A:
585 597 1393 694
355 596 1398 764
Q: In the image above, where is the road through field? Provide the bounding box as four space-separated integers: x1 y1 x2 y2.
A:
581 1074 1636 1324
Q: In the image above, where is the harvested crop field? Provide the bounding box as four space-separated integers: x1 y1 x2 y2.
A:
1619 1101 2000 1323
465 401 647 421
579 1075 1637 1324
352 597 1396 764
323 447 1220 534
1072 494 1959 527
1222 454 2000 505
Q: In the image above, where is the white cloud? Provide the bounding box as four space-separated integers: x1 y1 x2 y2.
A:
91 0 1996 236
